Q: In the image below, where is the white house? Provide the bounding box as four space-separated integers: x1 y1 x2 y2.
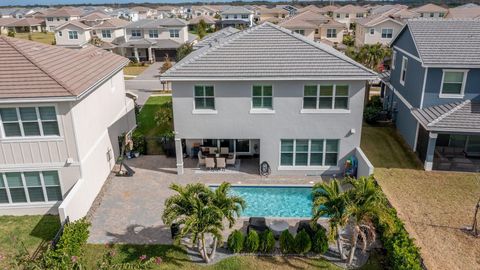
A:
55 20 92 48
355 10 404 46
45 7 83 32
412 3 448 18
219 6 254 28
0 36 135 218
332 5 368 29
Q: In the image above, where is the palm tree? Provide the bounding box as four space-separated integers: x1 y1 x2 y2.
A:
344 176 390 265
312 179 348 260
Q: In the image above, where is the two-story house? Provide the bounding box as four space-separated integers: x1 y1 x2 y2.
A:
0 36 135 217
161 22 376 176
355 8 405 46
116 18 193 62
255 7 289 24
55 20 92 48
45 7 83 32
219 6 254 29
332 5 367 29
383 19 480 172
412 3 448 18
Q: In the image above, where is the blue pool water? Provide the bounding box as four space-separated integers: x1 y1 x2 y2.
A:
213 186 313 218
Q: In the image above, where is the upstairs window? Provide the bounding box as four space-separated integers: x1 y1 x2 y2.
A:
233 15 238 19
131 29 142 37
241 14 248 19
252 85 273 110
327 29 337 38
194 85 215 110
149 29 158 38
58 31 62 36
169 29 179 38
429 12 434 17
356 13 363 18
101 29 111 38
381 28 393 38
400 57 408 85
336 13 340 18
303 84 349 110
440 70 467 97
68 31 78 39
294 29 305 35
0 106 59 138
47 17 53 21
439 12 445 17
369 28 374 35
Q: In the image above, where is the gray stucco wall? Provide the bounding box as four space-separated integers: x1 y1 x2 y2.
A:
172 80 367 175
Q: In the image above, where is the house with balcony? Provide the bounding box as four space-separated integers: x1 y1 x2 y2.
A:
218 6 254 29
0 36 135 216
45 7 83 32
332 5 367 29
116 18 193 62
161 22 376 176
355 9 405 46
382 19 480 172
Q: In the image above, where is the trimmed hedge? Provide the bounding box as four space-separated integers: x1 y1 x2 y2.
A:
279 230 294 254
227 230 244 253
312 227 329 254
294 230 311 255
244 230 260 253
259 230 275 254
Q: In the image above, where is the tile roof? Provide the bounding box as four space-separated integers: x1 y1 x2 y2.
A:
162 22 375 81
446 6 480 19
6 18 44 27
411 100 480 132
189 15 216 25
278 10 331 29
56 20 91 30
297 5 325 14
0 18 18 26
220 6 253 15
402 19 480 67
126 18 187 29
413 3 448 13
93 18 129 29
45 7 83 17
334 5 367 14
0 36 129 99
356 9 404 27
193 26 239 49
81 12 111 21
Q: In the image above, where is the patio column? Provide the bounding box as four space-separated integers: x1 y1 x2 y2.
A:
147 47 153 63
424 132 438 171
175 137 184 175
133 47 140 62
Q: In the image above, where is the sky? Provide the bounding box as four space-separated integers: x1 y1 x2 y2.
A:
2 0 289 6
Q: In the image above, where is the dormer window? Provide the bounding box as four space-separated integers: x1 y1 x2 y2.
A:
68 31 78 39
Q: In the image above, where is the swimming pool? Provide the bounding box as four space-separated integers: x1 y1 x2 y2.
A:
212 185 313 218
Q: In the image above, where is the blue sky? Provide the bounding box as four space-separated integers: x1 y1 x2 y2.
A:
1 0 286 6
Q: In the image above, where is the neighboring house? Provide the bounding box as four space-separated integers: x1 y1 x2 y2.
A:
446 6 480 19
117 18 192 62
0 36 135 216
131 6 157 20
80 12 111 27
92 18 129 44
188 15 216 31
110 8 139 22
297 5 328 15
45 7 83 32
161 22 376 176
0 18 18 34
278 10 345 45
383 19 480 172
332 5 368 29
355 10 404 46
6 18 45 33
55 20 91 48
192 26 239 49
255 7 289 23
219 6 254 28
412 3 448 18
369 4 408 15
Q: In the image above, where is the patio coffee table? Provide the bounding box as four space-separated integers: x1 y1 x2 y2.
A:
269 220 289 238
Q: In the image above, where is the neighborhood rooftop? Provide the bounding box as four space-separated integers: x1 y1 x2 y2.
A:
402 19 480 67
0 36 129 99
126 18 187 29
162 22 376 80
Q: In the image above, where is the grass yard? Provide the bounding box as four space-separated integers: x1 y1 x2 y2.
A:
123 65 149 76
14 32 55 45
0 215 60 267
361 123 480 270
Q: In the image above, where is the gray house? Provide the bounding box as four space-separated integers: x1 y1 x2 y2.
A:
162 22 376 176
383 19 480 172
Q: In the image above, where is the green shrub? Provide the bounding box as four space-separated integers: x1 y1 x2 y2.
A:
312 227 329 254
279 230 294 254
7 31 15 37
244 230 259 253
364 96 383 124
294 230 312 255
227 230 244 253
259 230 275 253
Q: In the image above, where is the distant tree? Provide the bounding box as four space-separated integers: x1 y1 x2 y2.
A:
7 31 15 37
214 13 221 20
197 19 207 39
176 42 194 61
342 34 355 47
345 43 391 72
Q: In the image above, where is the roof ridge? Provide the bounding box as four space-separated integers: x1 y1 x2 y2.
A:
428 100 471 126
264 22 376 76
1 36 76 96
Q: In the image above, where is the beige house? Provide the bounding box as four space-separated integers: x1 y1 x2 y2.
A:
45 7 83 32
412 3 448 18
255 7 289 23
131 6 157 20
278 10 345 44
332 5 368 29
446 6 480 19
80 11 111 27
0 18 17 34
6 18 44 33
92 18 129 44
0 36 135 218
55 20 91 48
355 11 404 46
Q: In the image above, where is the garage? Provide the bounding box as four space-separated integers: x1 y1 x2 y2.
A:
154 49 177 61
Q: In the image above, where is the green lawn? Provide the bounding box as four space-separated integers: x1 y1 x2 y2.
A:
361 123 422 169
123 65 149 76
0 215 60 267
14 32 55 45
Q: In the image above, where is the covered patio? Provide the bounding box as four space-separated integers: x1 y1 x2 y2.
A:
116 39 181 62
412 99 480 172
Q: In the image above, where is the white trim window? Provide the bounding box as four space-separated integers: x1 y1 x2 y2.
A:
131 29 142 37
280 139 339 167
400 56 408 86
58 31 62 37
241 14 248 19
369 28 374 35
194 85 215 110
440 70 468 97
303 84 349 110
68 30 78 39
252 85 273 110
169 29 180 38
149 29 158 38
392 50 396 70
381 28 393 38
101 29 111 38
0 106 60 138
326 29 337 38
294 29 305 35
0 171 62 204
